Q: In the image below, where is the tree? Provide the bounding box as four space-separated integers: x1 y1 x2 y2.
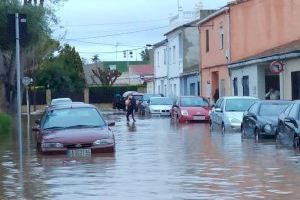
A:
36 44 85 92
92 68 122 86
140 48 150 62
0 0 60 113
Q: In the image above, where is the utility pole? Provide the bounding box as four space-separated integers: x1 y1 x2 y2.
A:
15 13 22 159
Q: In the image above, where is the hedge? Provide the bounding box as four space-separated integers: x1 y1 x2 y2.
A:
0 113 12 135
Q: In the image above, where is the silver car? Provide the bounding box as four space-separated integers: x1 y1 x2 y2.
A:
210 96 258 134
147 97 173 116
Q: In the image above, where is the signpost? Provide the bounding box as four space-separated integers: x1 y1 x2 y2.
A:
22 77 33 138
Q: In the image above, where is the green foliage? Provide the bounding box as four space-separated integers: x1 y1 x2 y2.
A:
140 48 150 62
0 113 12 135
36 44 85 92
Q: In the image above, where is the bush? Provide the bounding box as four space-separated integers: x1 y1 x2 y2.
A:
0 113 12 135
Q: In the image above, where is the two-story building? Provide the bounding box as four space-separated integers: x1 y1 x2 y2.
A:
154 8 215 98
198 7 231 103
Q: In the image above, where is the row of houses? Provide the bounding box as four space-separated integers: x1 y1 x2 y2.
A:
152 0 300 102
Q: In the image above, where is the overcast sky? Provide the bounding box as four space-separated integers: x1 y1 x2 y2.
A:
54 0 229 62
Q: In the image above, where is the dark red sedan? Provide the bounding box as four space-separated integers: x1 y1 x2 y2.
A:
171 96 211 123
33 103 115 155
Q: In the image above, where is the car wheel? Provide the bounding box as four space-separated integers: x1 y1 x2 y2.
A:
293 136 299 149
255 128 261 142
221 123 225 135
241 127 246 139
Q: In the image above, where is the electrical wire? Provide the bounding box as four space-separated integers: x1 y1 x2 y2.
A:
64 18 169 27
64 39 146 48
66 26 168 40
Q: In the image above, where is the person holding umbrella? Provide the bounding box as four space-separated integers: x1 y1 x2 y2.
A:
126 95 136 122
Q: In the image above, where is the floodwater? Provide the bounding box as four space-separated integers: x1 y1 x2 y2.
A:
1 113 300 200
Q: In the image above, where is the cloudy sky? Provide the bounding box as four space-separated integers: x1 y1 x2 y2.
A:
53 0 229 62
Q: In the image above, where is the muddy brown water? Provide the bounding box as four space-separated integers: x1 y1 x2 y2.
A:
1 113 300 199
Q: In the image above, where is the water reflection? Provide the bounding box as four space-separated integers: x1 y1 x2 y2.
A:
1 114 300 199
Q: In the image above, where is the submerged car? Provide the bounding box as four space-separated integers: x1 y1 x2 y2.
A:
146 97 173 116
277 100 300 148
33 103 115 155
171 96 210 123
210 96 257 134
138 93 163 115
241 100 290 140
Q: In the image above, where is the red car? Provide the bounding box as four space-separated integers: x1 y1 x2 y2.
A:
32 103 115 155
171 96 211 123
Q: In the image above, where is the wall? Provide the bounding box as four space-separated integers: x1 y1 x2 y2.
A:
146 81 154 94
183 27 199 73
230 0 300 62
230 64 260 98
167 31 182 79
154 45 168 79
169 78 180 98
280 58 300 100
200 11 229 69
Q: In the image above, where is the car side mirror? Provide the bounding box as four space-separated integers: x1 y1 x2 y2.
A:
35 119 41 125
108 121 116 127
284 117 298 128
215 108 222 113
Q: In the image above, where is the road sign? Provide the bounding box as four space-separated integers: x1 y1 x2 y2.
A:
270 61 284 74
22 77 33 86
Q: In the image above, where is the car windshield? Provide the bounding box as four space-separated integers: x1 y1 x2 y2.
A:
42 107 106 130
225 99 256 112
259 103 289 116
134 95 143 101
180 97 209 107
150 98 173 105
143 94 161 101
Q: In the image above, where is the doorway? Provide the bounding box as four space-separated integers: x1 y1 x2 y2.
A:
211 71 219 102
292 71 300 100
265 75 280 98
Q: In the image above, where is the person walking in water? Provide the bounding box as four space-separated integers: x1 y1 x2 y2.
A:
126 95 136 122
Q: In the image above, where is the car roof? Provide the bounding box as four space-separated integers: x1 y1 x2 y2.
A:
47 102 96 111
179 96 206 98
51 98 72 102
221 96 258 100
258 100 291 104
150 97 171 99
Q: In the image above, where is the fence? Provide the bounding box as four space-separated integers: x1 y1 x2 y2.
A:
22 85 145 105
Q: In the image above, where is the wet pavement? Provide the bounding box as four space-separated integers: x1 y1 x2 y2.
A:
1 113 300 199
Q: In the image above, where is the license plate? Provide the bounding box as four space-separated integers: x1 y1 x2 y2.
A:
193 116 205 120
67 149 91 157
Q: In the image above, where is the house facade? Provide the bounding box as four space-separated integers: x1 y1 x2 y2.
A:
198 8 231 103
228 0 300 100
153 9 215 98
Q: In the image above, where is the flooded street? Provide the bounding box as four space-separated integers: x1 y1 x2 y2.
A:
1 113 300 199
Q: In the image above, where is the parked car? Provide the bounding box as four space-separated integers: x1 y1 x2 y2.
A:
171 96 210 123
50 98 72 106
138 93 163 115
112 94 123 110
32 103 115 155
146 97 173 116
277 100 300 148
210 96 257 134
241 100 290 140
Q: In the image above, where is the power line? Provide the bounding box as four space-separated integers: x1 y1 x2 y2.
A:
64 18 169 27
66 26 168 40
78 47 145 55
64 39 145 48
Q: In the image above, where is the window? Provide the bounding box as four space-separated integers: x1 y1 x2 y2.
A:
179 33 183 59
190 83 196 96
168 47 172 64
292 71 300 100
233 78 238 96
205 29 209 52
248 102 259 114
163 49 167 64
174 84 177 96
220 26 224 49
158 85 161 94
225 99 256 112
164 85 167 96
172 46 176 64
259 103 290 117
242 76 249 96
157 51 160 67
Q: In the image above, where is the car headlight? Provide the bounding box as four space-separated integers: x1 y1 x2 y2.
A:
264 124 272 133
41 142 64 148
181 110 189 116
230 118 240 124
93 139 114 146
